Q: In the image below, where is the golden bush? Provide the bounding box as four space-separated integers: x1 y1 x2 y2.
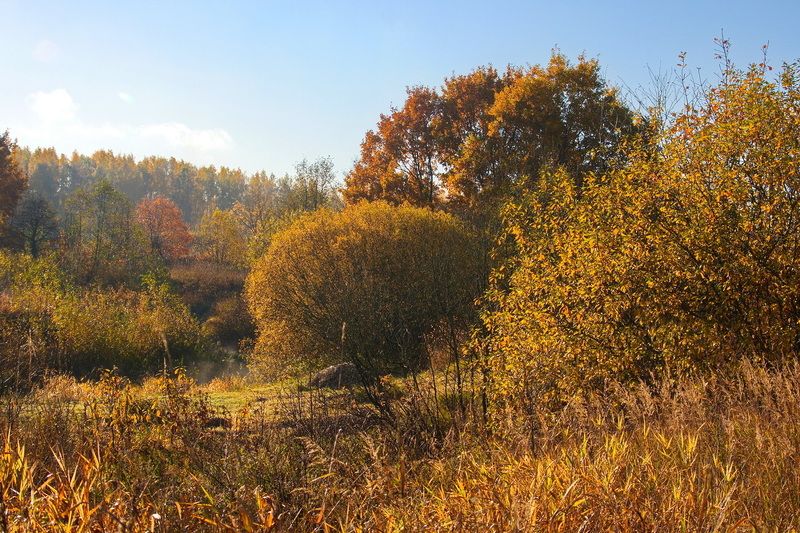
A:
485 63 800 407
246 201 482 379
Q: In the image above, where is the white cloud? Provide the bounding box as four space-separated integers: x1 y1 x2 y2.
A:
26 89 78 122
19 89 234 165
139 122 234 151
118 92 133 103
32 40 60 62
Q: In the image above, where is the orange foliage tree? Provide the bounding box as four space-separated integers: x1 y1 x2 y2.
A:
344 87 441 207
343 54 634 214
135 197 192 262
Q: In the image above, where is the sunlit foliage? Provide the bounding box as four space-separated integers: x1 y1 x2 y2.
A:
343 54 634 214
483 62 800 408
345 87 441 207
246 202 482 380
0 131 27 234
0 251 204 383
194 208 248 269
12 148 251 224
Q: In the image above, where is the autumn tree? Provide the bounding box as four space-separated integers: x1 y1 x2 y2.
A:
0 131 28 234
342 132 387 204
435 66 509 210
63 152 94 201
92 150 142 203
343 54 634 213
344 87 442 207
27 162 59 205
229 160 340 265
239 209 301 266
234 171 280 234
62 180 155 285
483 60 800 410
135 197 192 262
11 192 58 258
457 54 633 202
292 157 337 210
195 208 247 268
167 161 201 223
246 202 482 404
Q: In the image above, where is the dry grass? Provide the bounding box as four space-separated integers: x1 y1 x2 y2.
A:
28 374 92 405
1 362 799 531
364 361 800 531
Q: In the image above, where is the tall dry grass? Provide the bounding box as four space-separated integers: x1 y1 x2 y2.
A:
362 361 800 531
1 362 799 531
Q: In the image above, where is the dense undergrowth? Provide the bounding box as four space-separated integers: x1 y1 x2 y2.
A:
0 252 208 383
1 360 798 531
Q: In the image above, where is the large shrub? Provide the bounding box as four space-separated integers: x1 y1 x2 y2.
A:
484 63 800 408
246 202 482 379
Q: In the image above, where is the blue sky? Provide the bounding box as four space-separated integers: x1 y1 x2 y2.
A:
2 0 799 177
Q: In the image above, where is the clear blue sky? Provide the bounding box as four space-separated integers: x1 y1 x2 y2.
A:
2 0 799 177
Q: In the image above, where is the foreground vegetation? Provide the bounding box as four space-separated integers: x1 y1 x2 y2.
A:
1 361 798 531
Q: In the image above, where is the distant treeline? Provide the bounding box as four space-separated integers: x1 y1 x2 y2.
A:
13 147 340 225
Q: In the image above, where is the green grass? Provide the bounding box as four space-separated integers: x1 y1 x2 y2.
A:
204 383 287 411
193 373 302 411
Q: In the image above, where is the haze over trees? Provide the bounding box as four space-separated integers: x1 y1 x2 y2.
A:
0 131 27 237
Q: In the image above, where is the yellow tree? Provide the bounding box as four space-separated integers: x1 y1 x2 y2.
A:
195 208 247 268
480 54 633 193
435 66 509 211
245 202 482 405
484 61 800 410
